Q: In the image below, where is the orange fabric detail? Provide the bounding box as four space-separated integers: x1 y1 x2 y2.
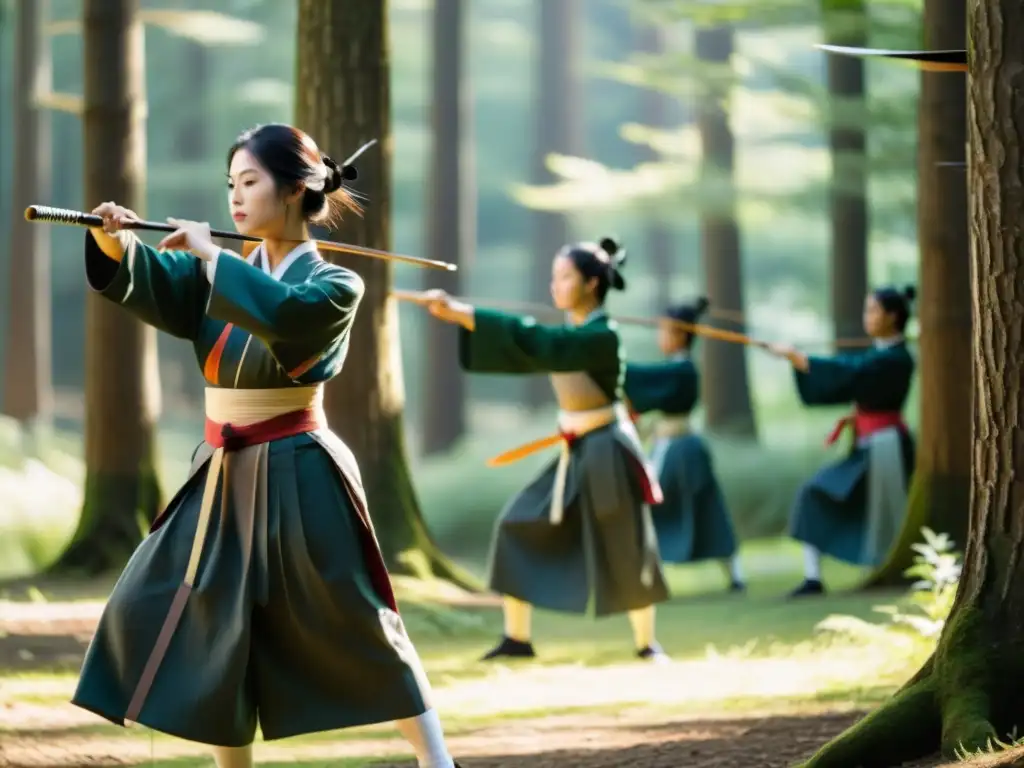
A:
203 323 234 385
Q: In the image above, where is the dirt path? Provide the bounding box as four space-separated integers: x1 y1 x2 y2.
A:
0 598 971 768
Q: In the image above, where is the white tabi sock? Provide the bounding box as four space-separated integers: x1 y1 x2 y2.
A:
627 605 656 650
212 745 253 768
395 708 456 768
721 556 744 583
803 544 822 581
503 596 533 642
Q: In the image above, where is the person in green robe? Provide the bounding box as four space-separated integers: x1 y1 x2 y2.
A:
764 285 917 597
71 124 463 768
624 297 745 592
418 237 671 663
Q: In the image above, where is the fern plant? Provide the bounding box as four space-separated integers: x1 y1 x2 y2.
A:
872 526 962 638
815 526 962 642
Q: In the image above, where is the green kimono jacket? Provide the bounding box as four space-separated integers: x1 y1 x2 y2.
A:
459 307 669 616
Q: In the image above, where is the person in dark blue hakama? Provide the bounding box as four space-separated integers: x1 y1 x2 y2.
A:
764 286 917 597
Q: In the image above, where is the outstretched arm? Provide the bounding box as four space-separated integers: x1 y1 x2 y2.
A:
792 353 867 406
624 359 699 415
458 309 617 374
85 229 206 341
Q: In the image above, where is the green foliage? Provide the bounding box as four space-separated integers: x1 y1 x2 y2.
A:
872 527 961 637
515 0 924 280
0 417 82 579
815 526 962 644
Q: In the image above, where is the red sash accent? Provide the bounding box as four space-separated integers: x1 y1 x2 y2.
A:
203 406 324 451
148 408 324 535
826 408 906 446
558 426 662 505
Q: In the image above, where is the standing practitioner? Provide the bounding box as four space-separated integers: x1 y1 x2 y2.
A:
71 123 463 768
624 297 745 592
419 238 671 663
764 285 917 597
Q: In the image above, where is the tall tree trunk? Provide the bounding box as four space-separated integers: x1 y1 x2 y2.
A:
822 0 870 347
634 22 674 310
294 0 475 588
799 2 1024 764
171 39 209 407
52 0 163 575
420 0 470 456
694 26 758 438
864 0 971 588
3 0 53 440
526 0 582 409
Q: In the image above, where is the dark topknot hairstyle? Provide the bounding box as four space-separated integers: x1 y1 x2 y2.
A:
558 236 627 304
227 123 362 228
664 296 710 348
873 284 916 332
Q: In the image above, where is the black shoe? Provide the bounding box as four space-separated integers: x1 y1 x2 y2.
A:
729 580 746 593
788 578 825 598
480 635 536 661
637 642 671 663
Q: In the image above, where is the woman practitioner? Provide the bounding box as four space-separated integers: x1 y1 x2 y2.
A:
765 285 916 597
71 123 462 768
624 297 745 591
419 238 671 663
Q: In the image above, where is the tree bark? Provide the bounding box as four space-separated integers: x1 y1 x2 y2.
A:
420 0 470 456
3 0 53 437
822 0 870 348
294 0 475 588
634 23 674 310
864 0 971 587
694 26 758 438
52 0 163 575
800 1 1024 763
526 0 583 410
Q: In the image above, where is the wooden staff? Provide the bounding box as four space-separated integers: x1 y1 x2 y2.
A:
25 204 458 272
392 288 871 348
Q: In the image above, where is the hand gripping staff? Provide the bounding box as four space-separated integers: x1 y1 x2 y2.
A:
24 205 457 273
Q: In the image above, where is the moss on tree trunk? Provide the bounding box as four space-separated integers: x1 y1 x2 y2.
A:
294 0 477 591
56 464 161 573
802 0 1024 761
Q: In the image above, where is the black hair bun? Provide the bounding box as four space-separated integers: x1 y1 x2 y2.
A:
321 155 343 193
903 285 917 302
599 236 627 268
694 296 710 317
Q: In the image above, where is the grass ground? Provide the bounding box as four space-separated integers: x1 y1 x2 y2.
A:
0 558 915 768
4 378 984 767
2 541 994 768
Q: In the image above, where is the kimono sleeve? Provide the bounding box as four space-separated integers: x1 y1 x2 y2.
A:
459 308 618 374
205 252 363 348
624 360 699 415
85 231 206 340
794 352 869 406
